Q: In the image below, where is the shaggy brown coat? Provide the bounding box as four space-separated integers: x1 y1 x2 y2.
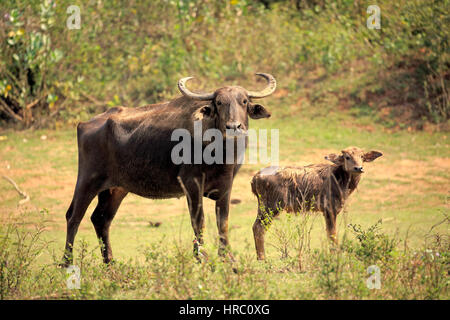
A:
251 147 382 260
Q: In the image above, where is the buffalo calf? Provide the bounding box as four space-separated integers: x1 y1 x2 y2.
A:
251 146 382 260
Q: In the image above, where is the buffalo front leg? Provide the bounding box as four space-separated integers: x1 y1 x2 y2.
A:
189 192 205 260
215 191 232 258
179 176 205 260
90 188 128 264
253 217 266 260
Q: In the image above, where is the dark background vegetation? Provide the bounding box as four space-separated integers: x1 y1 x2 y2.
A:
0 0 448 130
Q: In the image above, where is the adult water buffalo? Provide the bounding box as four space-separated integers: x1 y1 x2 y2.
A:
61 73 276 266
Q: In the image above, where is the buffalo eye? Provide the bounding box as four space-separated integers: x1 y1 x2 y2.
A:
201 105 212 116
216 101 222 106
345 155 350 160
243 99 247 105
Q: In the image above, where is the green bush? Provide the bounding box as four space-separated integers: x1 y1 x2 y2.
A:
344 220 398 265
0 217 48 299
0 0 447 127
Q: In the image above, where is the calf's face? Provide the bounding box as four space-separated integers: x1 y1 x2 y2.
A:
325 147 383 174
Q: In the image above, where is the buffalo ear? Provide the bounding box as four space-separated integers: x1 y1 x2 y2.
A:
325 153 344 165
248 103 271 119
193 104 214 120
363 151 383 162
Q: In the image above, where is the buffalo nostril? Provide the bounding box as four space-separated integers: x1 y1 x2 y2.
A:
226 122 241 130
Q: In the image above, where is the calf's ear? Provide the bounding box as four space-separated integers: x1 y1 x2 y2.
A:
193 104 214 120
248 103 271 119
363 151 383 162
325 153 343 165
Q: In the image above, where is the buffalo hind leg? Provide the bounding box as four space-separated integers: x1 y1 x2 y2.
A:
90 188 128 264
61 178 100 267
253 202 279 260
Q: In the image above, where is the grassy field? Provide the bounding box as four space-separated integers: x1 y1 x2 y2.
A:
0 86 448 299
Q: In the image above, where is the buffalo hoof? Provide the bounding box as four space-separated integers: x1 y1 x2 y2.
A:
104 258 116 266
57 259 74 269
58 256 72 268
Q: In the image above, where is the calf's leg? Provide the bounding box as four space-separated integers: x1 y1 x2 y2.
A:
252 217 266 260
324 210 338 244
253 202 279 260
188 189 205 259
